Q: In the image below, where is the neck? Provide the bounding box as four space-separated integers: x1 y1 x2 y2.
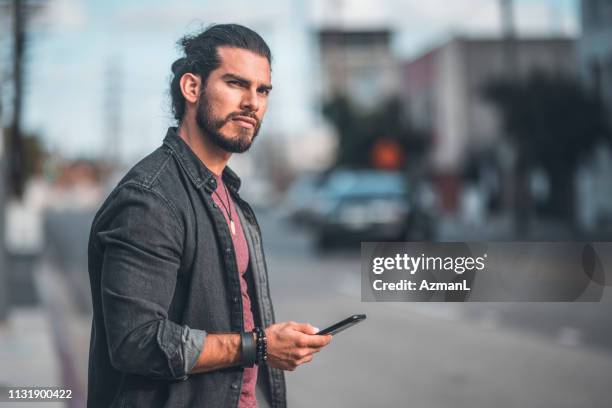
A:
177 119 231 176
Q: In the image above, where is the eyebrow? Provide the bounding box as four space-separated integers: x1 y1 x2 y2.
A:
221 73 273 92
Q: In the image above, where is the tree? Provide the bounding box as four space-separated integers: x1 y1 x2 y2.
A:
322 95 428 170
484 71 611 229
1 0 47 198
3 128 46 181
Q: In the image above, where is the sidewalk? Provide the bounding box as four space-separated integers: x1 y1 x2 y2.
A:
0 308 64 407
35 260 90 407
0 258 90 408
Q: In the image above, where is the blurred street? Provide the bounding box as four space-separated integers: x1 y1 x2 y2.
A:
2 204 612 407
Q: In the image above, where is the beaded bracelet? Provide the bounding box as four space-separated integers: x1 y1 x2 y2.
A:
252 326 268 364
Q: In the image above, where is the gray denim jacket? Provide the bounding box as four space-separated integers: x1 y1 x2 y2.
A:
87 127 286 407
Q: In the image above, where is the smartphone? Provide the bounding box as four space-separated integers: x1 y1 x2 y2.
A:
316 314 366 335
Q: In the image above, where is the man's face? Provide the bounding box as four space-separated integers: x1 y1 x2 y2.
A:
196 46 272 153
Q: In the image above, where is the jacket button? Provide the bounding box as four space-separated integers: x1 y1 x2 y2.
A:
212 202 217 208
231 383 239 390
232 297 238 303
225 248 232 255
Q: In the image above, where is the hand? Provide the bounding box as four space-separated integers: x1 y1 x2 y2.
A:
265 321 332 371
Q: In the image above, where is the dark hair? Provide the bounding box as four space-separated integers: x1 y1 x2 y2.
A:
169 23 272 123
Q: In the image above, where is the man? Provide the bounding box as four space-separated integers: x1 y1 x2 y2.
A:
87 24 331 408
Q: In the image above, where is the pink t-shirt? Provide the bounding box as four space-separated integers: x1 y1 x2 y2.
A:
211 174 258 408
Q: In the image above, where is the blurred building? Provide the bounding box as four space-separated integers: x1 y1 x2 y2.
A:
0 110 6 320
311 0 397 111
575 0 612 231
401 36 576 210
317 29 399 110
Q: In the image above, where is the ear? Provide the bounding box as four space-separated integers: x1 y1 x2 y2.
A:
179 73 201 104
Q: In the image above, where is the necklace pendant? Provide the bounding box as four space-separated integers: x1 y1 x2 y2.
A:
230 220 236 235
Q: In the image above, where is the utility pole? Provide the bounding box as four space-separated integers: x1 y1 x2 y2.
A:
2 0 46 199
9 0 25 199
104 59 123 165
1 0 46 320
0 0 16 322
0 69 8 322
500 0 529 237
500 0 517 77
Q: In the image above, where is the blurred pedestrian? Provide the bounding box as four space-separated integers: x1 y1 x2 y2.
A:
87 24 331 408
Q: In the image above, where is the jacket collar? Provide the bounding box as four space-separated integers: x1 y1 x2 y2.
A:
162 127 242 194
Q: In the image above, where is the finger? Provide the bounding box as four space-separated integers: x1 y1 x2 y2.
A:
307 344 329 355
306 334 332 348
292 323 319 335
303 345 324 355
293 346 322 360
296 354 314 366
298 333 332 348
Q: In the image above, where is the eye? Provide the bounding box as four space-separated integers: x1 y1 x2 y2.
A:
258 88 270 96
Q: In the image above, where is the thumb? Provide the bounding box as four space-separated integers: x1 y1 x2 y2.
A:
293 323 319 335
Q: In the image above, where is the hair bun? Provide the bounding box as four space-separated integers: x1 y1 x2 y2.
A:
180 35 196 54
171 57 187 74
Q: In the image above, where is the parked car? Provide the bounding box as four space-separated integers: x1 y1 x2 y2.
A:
309 170 420 249
281 172 324 226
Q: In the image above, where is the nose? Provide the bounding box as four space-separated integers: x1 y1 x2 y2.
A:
240 88 260 113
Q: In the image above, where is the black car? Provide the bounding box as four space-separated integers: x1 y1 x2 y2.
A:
310 170 420 248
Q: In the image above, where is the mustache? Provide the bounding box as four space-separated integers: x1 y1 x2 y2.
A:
227 111 259 125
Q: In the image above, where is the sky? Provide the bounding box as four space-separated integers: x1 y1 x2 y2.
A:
0 0 579 160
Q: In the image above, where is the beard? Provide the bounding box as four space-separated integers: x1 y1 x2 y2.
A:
195 94 261 154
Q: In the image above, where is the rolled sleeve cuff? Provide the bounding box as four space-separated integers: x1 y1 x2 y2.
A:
183 327 207 375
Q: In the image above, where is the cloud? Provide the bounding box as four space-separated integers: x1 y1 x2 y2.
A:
31 0 88 32
312 0 391 29
514 1 578 35
384 0 578 58
115 2 284 32
391 0 577 36
311 0 498 30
